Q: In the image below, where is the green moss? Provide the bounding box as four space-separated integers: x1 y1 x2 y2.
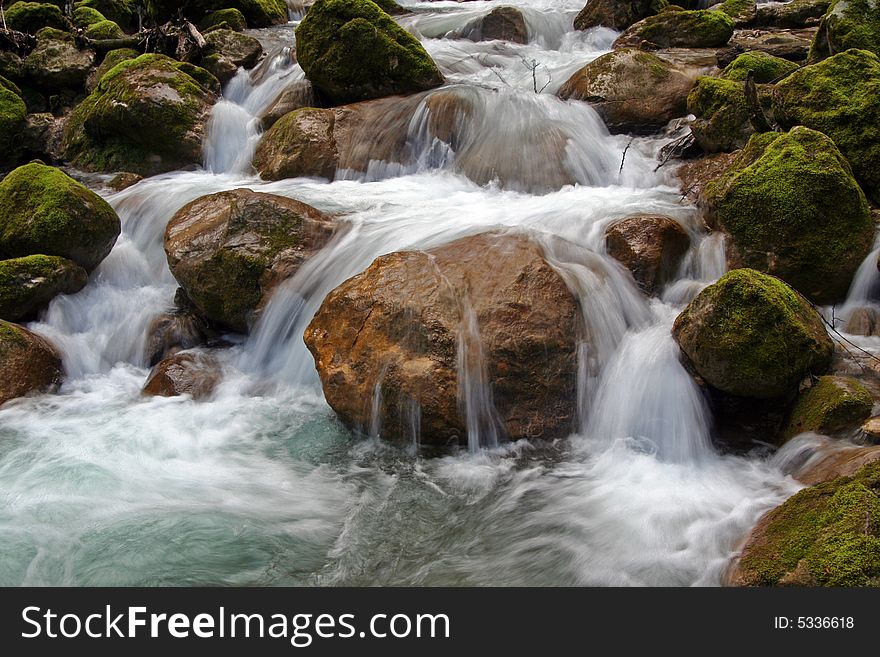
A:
372 0 406 15
0 75 22 97
0 254 88 321
74 0 135 31
90 48 138 88
84 19 125 40
737 461 880 586
721 51 800 82
621 9 735 48
72 6 107 26
0 86 27 170
811 0 880 60
0 319 28 348
295 0 444 104
782 376 874 441
198 8 248 32
719 0 756 22
62 54 218 175
672 268 833 398
703 127 873 303
773 48 880 202
0 163 120 271
687 76 763 152
4 2 66 34
146 0 287 28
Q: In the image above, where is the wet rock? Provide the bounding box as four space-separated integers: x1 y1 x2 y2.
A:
755 0 832 29
22 28 97 91
574 0 667 32
716 29 815 66
253 107 338 180
605 215 690 294
107 172 143 191
863 416 880 441
794 443 880 485
0 162 121 272
0 319 62 406
727 460 880 586
672 268 834 399
145 311 210 366
304 232 582 446
201 29 264 85
259 81 317 129
0 254 88 321
295 0 444 104
143 351 221 400
773 48 880 202
558 49 694 135
460 7 528 44
62 54 219 176
613 8 735 49
164 189 334 333
782 376 874 442
702 128 873 303
811 0 880 60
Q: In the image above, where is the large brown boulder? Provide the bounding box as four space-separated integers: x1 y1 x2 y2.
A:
605 215 690 294
558 49 694 135
22 28 96 91
461 7 528 44
304 232 582 446
164 189 334 333
253 108 338 181
145 310 210 366
574 0 666 32
143 351 221 400
0 320 62 406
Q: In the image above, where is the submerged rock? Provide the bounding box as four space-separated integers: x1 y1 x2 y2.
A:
728 460 880 586
574 0 668 32
702 128 873 303
558 49 694 135
604 215 690 294
773 48 880 202
782 376 874 442
811 0 880 60
61 54 219 176
304 232 582 446
0 254 88 321
0 162 121 272
0 319 62 406
460 7 528 44
613 9 735 49
145 311 210 366
143 351 222 400
295 0 444 105
164 189 334 333
672 268 833 399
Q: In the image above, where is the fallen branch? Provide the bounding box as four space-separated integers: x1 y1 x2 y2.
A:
744 69 775 133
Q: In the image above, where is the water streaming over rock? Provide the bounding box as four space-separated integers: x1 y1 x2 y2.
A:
0 1 803 586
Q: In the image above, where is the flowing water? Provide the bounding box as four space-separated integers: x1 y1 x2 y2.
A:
0 0 809 586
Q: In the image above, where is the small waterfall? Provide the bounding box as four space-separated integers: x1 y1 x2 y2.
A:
834 233 880 335
662 231 728 306
457 299 504 450
203 49 304 175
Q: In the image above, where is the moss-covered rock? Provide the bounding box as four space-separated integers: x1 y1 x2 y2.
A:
22 28 97 91
203 28 263 69
613 9 735 49
773 48 880 202
164 189 334 333
84 19 125 40
782 376 874 442
0 84 27 170
811 0 880 60
756 0 832 29
72 5 107 27
557 48 694 134
198 8 248 32
0 254 88 321
672 268 833 399
687 76 771 152
295 0 444 105
0 320 62 406
0 163 121 272
74 0 135 31
719 0 757 26
147 0 287 28
702 128 873 303
721 51 800 82
730 460 880 586
61 54 218 175
85 47 138 91
4 2 66 34
574 0 668 31
254 107 338 180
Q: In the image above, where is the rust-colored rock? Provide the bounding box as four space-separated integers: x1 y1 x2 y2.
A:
145 311 211 366
143 351 222 400
0 320 62 406
605 215 690 294
254 108 338 181
304 232 582 445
